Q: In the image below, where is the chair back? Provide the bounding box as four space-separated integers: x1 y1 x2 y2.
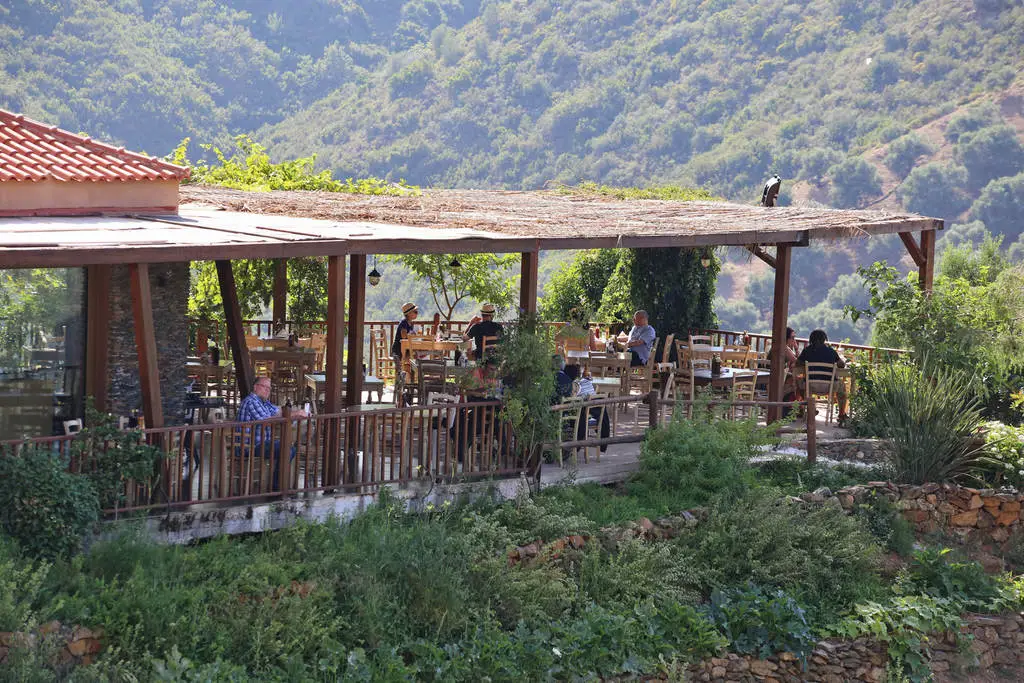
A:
730 373 757 419
721 344 751 369
480 335 499 358
417 359 449 404
804 361 839 423
674 339 690 367
628 337 659 395
687 358 712 405
688 334 715 361
661 333 676 365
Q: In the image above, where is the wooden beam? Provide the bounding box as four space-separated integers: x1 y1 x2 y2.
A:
324 255 346 415
919 229 936 292
767 245 792 423
324 254 346 487
272 258 287 332
898 231 925 268
520 249 539 313
85 264 111 412
346 255 366 408
746 245 777 269
129 263 163 428
216 260 254 398
345 255 366 485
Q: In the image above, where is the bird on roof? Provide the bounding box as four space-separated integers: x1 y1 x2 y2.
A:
761 174 782 207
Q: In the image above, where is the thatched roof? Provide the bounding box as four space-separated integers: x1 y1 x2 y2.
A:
0 185 942 268
181 185 941 247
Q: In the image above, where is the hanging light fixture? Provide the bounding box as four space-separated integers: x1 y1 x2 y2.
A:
368 255 381 286
449 255 462 270
700 248 712 268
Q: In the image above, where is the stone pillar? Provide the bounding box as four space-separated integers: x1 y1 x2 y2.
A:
105 263 189 423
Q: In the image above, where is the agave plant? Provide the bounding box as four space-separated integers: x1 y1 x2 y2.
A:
871 361 987 484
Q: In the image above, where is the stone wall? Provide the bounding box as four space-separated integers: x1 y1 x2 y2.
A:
826 482 1024 544
105 263 189 423
812 438 892 464
687 639 887 682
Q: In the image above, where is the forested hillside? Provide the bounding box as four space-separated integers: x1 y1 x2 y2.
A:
2 0 1023 341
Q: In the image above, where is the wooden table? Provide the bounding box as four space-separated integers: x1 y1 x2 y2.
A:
305 373 385 405
185 362 228 395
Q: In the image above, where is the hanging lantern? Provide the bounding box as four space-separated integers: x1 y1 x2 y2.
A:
700 248 712 268
449 255 462 270
368 256 381 286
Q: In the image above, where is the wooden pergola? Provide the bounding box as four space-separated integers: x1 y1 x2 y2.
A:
0 186 942 429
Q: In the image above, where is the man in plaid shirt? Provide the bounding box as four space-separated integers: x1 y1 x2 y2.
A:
237 377 308 486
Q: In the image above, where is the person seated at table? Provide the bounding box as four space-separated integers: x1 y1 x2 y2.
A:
768 327 802 401
553 354 574 402
796 329 848 422
464 303 503 360
237 376 308 487
391 302 419 364
624 310 656 367
569 366 610 453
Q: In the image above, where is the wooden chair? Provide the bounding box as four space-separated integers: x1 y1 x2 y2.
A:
685 358 712 418
655 333 676 374
479 335 499 359
721 344 751 369
369 329 395 384
804 362 839 424
309 333 328 371
674 339 690 368
730 373 757 420
628 338 659 396
244 334 263 350
688 334 715 361
417 359 449 405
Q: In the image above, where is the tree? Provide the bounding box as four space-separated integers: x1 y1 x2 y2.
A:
968 172 1024 241
938 232 1009 286
627 248 719 337
384 253 518 322
828 158 882 208
539 249 622 322
896 162 971 221
884 133 934 178
954 125 1024 191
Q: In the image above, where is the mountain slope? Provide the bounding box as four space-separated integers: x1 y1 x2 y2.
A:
261 0 1024 201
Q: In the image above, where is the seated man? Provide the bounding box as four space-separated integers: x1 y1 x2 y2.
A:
796 329 848 422
624 310 656 367
237 376 308 487
464 303 503 360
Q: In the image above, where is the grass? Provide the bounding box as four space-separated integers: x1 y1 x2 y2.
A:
1 414 1018 680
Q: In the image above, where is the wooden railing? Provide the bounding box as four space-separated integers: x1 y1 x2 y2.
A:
689 328 909 365
2 388 820 515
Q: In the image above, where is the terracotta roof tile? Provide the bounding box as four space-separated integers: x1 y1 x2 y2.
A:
0 108 190 183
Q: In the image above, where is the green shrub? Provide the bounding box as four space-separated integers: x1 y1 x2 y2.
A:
631 410 772 510
74 407 164 511
705 584 815 664
674 491 884 619
851 492 916 557
752 456 890 495
901 547 1000 608
830 595 964 682
0 446 99 559
980 420 1024 488
868 362 987 484
0 539 51 632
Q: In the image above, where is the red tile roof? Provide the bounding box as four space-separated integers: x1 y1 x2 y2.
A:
0 109 189 183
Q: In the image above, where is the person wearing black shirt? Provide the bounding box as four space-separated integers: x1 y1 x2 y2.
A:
464 303 503 360
391 302 418 360
796 329 848 423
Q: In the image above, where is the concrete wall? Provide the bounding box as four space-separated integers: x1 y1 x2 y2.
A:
0 179 179 215
104 263 189 423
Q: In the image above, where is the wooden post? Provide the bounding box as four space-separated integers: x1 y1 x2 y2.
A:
805 393 817 464
767 245 792 423
520 249 539 314
346 255 367 407
280 404 294 496
324 255 345 486
345 255 367 484
216 260 254 398
647 389 660 430
85 264 111 412
129 263 163 428
272 259 287 332
919 229 936 292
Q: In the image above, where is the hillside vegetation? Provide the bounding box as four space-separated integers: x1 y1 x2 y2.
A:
2 0 1023 341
